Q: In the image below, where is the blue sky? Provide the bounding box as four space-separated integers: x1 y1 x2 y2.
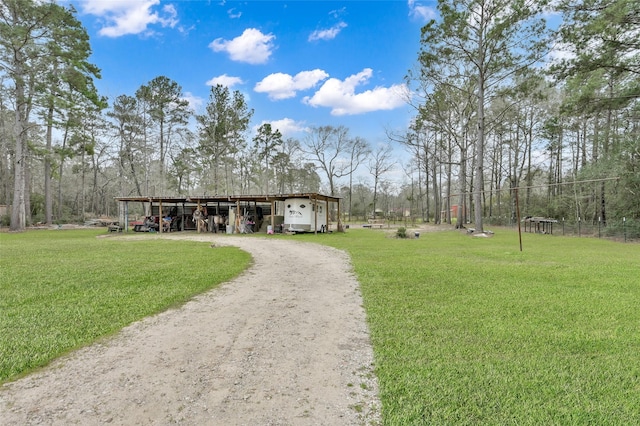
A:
68 0 437 147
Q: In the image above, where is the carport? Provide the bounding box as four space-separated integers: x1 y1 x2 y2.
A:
115 193 342 234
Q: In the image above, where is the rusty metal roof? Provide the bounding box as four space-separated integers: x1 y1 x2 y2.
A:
115 192 341 204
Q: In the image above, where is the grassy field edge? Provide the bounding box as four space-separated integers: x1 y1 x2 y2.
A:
298 227 640 425
0 229 251 384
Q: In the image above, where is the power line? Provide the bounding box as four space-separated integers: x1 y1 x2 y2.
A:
447 176 620 197
511 176 620 191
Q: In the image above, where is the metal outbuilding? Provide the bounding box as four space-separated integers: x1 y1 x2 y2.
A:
115 193 342 234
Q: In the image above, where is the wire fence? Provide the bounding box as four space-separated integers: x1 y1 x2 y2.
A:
485 216 640 243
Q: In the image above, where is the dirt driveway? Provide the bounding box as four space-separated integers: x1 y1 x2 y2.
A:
0 235 381 425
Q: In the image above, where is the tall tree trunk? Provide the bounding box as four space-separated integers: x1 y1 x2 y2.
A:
10 62 28 231
348 166 353 222
422 134 430 222
57 125 70 219
474 72 486 233
581 119 587 169
431 134 439 224
600 81 614 226
81 143 86 219
446 134 453 224
44 105 53 224
592 114 600 223
525 111 534 208
92 152 99 215
457 144 467 228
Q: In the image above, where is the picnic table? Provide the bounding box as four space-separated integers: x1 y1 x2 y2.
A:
362 219 385 229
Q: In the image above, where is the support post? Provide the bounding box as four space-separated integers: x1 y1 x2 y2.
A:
515 188 522 252
271 199 275 232
125 201 129 233
159 199 163 233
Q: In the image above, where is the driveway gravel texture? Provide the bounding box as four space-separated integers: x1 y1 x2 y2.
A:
0 235 381 425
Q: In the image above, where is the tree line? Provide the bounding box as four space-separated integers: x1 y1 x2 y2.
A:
398 0 638 233
1 0 638 232
1 1 380 231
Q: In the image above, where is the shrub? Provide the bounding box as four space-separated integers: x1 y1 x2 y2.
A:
396 227 407 238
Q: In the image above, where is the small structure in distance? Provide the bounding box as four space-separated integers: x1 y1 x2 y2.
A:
522 216 558 234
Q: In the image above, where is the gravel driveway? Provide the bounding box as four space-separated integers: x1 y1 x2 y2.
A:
0 235 381 425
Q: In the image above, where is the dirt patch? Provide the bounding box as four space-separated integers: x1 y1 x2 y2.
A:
0 235 381 425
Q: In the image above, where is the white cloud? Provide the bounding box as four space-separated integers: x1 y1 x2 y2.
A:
308 22 347 42
206 74 244 88
329 7 347 20
303 68 408 116
227 8 242 19
80 0 133 15
209 28 275 64
254 69 329 100
159 4 179 27
543 42 575 71
407 0 436 22
79 0 178 37
548 44 575 63
181 92 203 112
255 118 309 137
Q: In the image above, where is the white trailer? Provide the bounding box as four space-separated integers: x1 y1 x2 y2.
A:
283 198 327 233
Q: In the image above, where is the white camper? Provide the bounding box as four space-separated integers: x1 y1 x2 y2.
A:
283 198 327 233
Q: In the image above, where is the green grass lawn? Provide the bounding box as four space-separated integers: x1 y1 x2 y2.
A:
0 229 251 383
297 228 640 425
2 227 639 424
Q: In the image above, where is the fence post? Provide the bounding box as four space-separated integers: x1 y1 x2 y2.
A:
578 217 581 237
598 216 601 238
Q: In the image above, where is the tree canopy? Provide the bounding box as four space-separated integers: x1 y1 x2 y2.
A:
0 0 638 232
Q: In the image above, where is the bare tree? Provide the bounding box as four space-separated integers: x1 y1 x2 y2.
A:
346 137 370 221
302 125 358 196
367 145 396 219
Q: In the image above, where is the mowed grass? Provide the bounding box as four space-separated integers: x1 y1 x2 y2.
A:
297 228 640 425
0 229 251 383
2 227 640 424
